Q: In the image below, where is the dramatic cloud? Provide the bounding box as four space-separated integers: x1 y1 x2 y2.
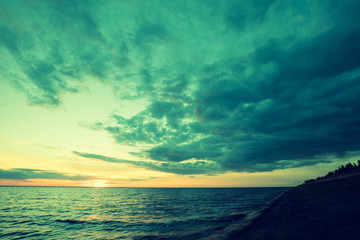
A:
0 168 93 180
2 0 360 174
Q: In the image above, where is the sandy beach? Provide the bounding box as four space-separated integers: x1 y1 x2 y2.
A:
225 168 360 240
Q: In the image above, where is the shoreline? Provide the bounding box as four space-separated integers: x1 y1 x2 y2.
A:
224 168 360 240
203 189 289 240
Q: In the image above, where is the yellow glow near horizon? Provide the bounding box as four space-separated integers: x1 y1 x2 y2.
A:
90 180 108 188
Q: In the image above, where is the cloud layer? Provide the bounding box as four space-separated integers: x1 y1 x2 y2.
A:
73 151 222 175
0 168 93 180
1 0 360 174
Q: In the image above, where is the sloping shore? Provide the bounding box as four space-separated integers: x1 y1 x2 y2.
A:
227 168 360 240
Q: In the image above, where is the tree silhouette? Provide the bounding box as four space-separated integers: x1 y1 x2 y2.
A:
304 160 360 184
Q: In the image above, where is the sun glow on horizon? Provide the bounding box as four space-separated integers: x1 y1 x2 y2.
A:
90 180 108 188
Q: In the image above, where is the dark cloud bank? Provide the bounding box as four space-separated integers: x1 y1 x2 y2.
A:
1 0 360 174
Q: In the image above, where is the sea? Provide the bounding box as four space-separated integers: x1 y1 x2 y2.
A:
0 187 288 239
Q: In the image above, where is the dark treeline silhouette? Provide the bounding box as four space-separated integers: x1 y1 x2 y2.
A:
304 160 360 184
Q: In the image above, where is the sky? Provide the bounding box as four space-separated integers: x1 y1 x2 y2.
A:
1 0 360 187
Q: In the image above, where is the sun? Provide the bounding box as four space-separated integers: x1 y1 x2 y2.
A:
92 180 107 188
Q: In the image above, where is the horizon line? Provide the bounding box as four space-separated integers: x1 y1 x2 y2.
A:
0 185 292 188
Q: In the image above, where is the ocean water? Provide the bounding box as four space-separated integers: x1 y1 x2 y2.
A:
0 187 287 239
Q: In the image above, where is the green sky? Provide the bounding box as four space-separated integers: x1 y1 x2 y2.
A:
1 0 360 187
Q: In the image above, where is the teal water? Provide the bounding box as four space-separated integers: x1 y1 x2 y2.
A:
0 187 287 239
